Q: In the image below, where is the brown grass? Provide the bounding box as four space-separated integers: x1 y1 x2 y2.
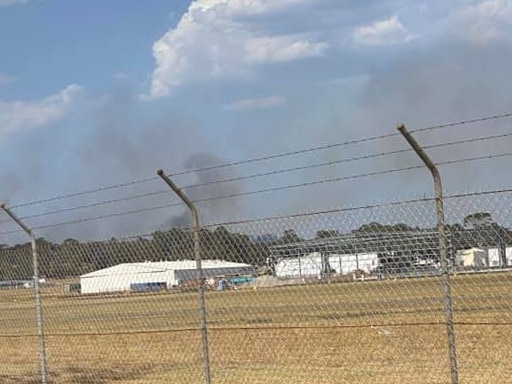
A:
1 272 512 383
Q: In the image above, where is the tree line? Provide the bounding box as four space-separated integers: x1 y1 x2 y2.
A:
0 212 510 280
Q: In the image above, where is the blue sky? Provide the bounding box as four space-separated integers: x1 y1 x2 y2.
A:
0 0 177 98
1 0 512 241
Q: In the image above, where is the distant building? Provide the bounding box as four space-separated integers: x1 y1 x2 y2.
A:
269 230 444 278
80 260 254 294
483 246 512 268
0 280 33 290
274 251 379 279
455 248 488 269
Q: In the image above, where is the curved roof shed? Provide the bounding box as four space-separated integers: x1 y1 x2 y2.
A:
80 260 254 294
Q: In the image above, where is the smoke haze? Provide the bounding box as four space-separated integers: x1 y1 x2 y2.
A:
1 2 512 243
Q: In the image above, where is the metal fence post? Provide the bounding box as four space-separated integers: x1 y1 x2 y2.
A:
397 124 459 384
157 169 211 384
1 203 49 384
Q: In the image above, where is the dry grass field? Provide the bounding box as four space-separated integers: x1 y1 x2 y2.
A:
1 272 512 383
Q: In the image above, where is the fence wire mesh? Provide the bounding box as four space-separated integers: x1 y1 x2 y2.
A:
444 190 512 384
0 244 40 383
1 188 512 383
1 113 512 384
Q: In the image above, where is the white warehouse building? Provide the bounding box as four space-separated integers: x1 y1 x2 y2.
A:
487 247 512 267
275 252 379 279
80 260 254 294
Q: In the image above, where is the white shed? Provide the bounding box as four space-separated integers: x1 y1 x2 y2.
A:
80 260 254 294
486 247 512 268
274 253 323 279
274 252 379 279
328 253 379 275
487 248 500 267
455 248 488 269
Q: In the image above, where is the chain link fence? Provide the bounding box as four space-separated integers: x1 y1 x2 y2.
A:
0 242 41 383
1 117 512 383
1 187 511 383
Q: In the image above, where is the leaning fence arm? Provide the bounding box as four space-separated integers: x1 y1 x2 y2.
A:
0 203 49 384
397 124 459 384
156 169 211 384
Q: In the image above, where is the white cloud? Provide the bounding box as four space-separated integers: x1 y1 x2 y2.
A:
0 73 15 85
0 85 82 140
147 0 327 99
247 35 328 63
352 15 414 46
0 0 39 6
188 0 307 16
448 0 512 44
224 95 286 111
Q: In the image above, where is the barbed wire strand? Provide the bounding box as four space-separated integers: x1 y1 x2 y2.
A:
5 148 412 223
10 177 159 209
411 112 512 133
1 150 511 236
7 112 512 210
165 112 512 177
4 131 511 224
0 147 410 225
180 131 512 190
3 184 512 241
203 186 512 229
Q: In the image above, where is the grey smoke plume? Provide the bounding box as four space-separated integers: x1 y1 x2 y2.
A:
276 40 512 218
356 42 512 192
168 153 242 228
3 35 512 244
0 86 220 243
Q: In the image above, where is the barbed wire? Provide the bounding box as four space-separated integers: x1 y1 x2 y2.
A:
2 131 510 225
10 177 159 209
440 151 512 165
180 131 512 191
5 112 511 211
202 186 512 229
1 150 511 236
0 165 426 235
0 203 179 235
3 147 412 224
16 190 173 221
444 188 512 200
164 112 512 177
411 112 512 133
2 184 512 241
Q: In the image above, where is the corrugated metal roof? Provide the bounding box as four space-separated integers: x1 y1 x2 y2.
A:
81 260 252 278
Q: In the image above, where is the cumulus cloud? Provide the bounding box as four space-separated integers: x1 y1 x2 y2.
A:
247 35 328 63
352 15 414 46
147 0 327 98
447 0 512 44
0 84 82 140
188 0 308 16
224 95 286 111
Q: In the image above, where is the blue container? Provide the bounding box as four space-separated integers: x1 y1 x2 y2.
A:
130 282 166 292
229 276 255 285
